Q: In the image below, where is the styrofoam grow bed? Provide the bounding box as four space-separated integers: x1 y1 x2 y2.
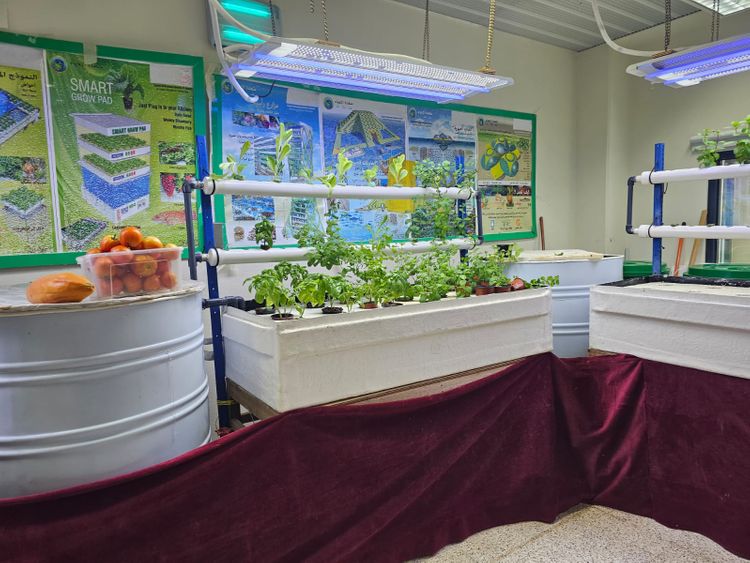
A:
589 276 750 379
223 289 552 412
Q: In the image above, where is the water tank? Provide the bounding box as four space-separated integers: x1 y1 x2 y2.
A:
506 250 623 357
0 285 210 498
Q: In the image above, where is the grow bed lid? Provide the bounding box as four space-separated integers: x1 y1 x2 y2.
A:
0 283 203 316
72 113 151 136
517 249 616 262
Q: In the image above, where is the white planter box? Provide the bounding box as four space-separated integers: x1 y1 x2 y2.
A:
590 282 750 378
223 289 553 412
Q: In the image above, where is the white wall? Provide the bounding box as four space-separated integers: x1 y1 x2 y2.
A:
574 10 750 269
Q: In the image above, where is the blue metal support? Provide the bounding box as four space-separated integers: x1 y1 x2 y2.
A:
652 143 665 276
195 136 231 429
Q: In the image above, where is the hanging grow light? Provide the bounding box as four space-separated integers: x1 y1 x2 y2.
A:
626 33 750 87
231 39 512 103
208 0 512 104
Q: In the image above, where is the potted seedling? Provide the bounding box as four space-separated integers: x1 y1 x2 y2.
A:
245 261 307 320
299 274 349 314
528 275 560 289
381 268 412 307
214 141 252 180
254 216 275 250
107 64 145 111
697 128 721 168
491 273 512 293
295 273 327 310
336 277 360 312
267 123 293 181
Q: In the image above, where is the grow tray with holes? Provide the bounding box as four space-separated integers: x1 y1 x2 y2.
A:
222 288 553 412
589 276 750 379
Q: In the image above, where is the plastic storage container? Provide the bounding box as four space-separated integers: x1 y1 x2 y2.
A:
623 260 669 278
77 246 183 299
686 263 750 280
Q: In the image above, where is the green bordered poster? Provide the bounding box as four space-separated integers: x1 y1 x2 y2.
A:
212 76 536 246
0 32 205 268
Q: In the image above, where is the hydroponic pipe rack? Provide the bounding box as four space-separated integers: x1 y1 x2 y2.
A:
625 143 750 275
183 136 479 429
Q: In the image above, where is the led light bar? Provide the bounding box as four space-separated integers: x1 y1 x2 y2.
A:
627 33 750 87
231 39 513 103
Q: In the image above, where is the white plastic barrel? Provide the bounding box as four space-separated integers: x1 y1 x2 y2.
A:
506 250 623 357
0 285 210 498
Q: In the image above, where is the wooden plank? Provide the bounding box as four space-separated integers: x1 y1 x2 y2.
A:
689 209 708 267
226 359 522 420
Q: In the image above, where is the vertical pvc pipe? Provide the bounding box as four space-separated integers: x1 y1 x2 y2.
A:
183 185 198 281
196 136 230 429
652 143 665 276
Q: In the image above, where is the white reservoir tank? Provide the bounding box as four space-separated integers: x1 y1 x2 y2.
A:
506 250 623 358
0 284 210 498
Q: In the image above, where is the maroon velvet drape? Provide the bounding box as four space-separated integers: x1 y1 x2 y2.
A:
1 353 748 562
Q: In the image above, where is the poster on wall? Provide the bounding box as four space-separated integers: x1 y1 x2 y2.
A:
320 94 410 242
0 44 57 256
407 107 475 167
45 51 196 251
476 116 534 236
217 78 325 248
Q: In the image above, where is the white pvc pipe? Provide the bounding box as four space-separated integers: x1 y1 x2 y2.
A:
202 178 473 200
634 225 750 239
635 163 750 185
205 239 475 267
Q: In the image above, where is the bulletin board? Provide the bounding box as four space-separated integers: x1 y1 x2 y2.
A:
0 31 205 269
211 75 537 247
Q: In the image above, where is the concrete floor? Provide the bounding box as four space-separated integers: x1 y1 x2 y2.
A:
419 504 746 562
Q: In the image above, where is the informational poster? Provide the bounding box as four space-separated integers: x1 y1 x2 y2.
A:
320 95 409 241
218 78 324 248
407 106 475 167
213 77 537 247
0 44 56 255
46 51 196 251
476 116 533 236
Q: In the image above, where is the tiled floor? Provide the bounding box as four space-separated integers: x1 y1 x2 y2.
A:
420 505 746 562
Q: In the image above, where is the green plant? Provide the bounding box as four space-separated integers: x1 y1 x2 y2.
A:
414 249 456 302
83 154 147 176
363 164 379 186
528 275 560 288
349 218 393 305
335 152 353 185
107 64 145 111
336 277 360 312
245 261 307 317
267 123 293 181
214 141 252 180
295 273 327 308
299 167 315 183
698 129 720 168
254 217 275 250
731 116 750 164
388 154 409 186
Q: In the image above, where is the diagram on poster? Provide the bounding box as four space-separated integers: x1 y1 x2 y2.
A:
321 95 410 242
218 79 324 248
476 116 533 235
0 44 56 256
46 52 196 251
407 107 475 168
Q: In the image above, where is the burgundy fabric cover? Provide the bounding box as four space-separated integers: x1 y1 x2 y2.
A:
0 353 748 562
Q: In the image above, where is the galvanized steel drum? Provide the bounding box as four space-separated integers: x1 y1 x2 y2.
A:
0 284 209 498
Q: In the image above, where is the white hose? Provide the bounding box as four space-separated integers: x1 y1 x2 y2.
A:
208 0 259 103
590 0 672 57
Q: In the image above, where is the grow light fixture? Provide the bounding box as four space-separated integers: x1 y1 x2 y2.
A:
626 33 750 87
231 39 512 103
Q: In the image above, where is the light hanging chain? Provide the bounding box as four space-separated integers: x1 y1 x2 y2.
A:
664 0 672 52
422 0 431 61
321 0 330 42
268 0 277 36
711 0 721 42
480 0 497 74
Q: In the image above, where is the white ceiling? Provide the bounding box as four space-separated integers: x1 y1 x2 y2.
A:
391 0 707 51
